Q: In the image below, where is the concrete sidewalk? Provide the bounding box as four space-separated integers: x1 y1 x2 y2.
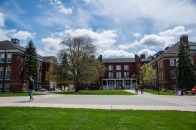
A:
0 92 195 111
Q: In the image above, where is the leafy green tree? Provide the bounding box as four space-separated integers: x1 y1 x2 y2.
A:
23 40 38 82
140 63 157 87
177 42 195 90
60 35 105 92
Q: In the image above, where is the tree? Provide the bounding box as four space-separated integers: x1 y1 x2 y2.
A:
60 35 105 92
23 40 38 82
177 42 195 90
140 63 157 87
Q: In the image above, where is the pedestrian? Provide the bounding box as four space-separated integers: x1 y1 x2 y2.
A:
135 86 138 94
28 75 35 102
141 86 144 94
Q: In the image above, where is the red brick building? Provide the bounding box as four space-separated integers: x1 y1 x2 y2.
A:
98 54 148 90
147 35 196 90
0 38 56 92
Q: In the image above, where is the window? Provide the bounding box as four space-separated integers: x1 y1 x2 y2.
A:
0 67 4 80
124 72 129 78
108 72 114 78
116 65 121 70
125 80 130 85
124 65 129 70
176 58 179 66
159 72 163 80
108 65 113 71
158 60 162 68
108 81 114 85
170 58 175 66
170 71 176 79
5 84 10 91
6 67 11 80
7 54 12 63
0 54 5 63
116 72 121 78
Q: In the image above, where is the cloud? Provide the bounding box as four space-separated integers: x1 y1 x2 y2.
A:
41 37 61 51
88 0 196 26
0 12 5 27
133 33 141 38
102 49 134 58
58 28 117 48
138 49 156 57
119 26 192 50
118 41 140 49
50 0 72 15
12 31 36 40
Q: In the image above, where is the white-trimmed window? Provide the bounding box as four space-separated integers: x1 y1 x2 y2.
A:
0 54 5 63
159 72 163 80
176 58 179 66
170 58 175 66
108 72 114 78
0 67 4 80
108 65 113 71
124 65 129 70
158 60 162 68
116 72 121 78
6 67 11 80
170 70 176 79
116 65 121 70
124 72 129 78
7 54 12 63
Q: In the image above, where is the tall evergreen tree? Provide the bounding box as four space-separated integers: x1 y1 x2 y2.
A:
177 42 195 90
23 40 38 82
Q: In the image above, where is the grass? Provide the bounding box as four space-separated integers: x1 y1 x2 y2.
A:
0 92 44 97
0 107 195 130
144 89 176 95
53 90 135 95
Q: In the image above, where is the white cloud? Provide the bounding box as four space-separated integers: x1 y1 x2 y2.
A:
58 28 117 48
118 41 140 49
41 38 61 52
138 49 156 57
50 0 72 15
133 33 141 38
88 0 196 26
102 50 134 58
159 26 192 36
12 31 36 40
0 12 5 27
84 0 90 4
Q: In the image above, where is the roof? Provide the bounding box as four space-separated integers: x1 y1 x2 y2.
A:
163 41 196 54
0 40 25 51
43 56 57 62
102 58 135 63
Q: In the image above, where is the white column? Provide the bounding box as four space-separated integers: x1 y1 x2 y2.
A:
114 80 116 88
123 80 125 88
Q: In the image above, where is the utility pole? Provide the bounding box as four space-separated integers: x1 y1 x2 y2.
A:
2 49 7 93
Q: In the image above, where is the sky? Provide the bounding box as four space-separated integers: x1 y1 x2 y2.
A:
0 0 196 58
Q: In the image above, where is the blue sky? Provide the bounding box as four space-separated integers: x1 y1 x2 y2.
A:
0 0 196 58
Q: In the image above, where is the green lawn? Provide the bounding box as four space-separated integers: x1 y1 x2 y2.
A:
53 90 134 95
144 89 176 95
0 107 195 130
0 92 44 97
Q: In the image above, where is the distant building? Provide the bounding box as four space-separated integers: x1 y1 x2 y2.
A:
98 54 148 90
147 35 196 90
0 38 56 92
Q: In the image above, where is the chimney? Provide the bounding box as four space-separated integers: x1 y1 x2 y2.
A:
11 38 20 45
140 54 145 59
98 55 102 62
180 35 188 45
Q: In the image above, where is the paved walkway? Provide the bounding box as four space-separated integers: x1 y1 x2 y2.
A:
0 90 195 111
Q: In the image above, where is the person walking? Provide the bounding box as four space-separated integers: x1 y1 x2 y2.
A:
141 86 144 94
28 75 35 102
135 86 138 94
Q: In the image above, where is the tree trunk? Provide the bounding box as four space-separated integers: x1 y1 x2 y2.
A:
75 83 80 92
